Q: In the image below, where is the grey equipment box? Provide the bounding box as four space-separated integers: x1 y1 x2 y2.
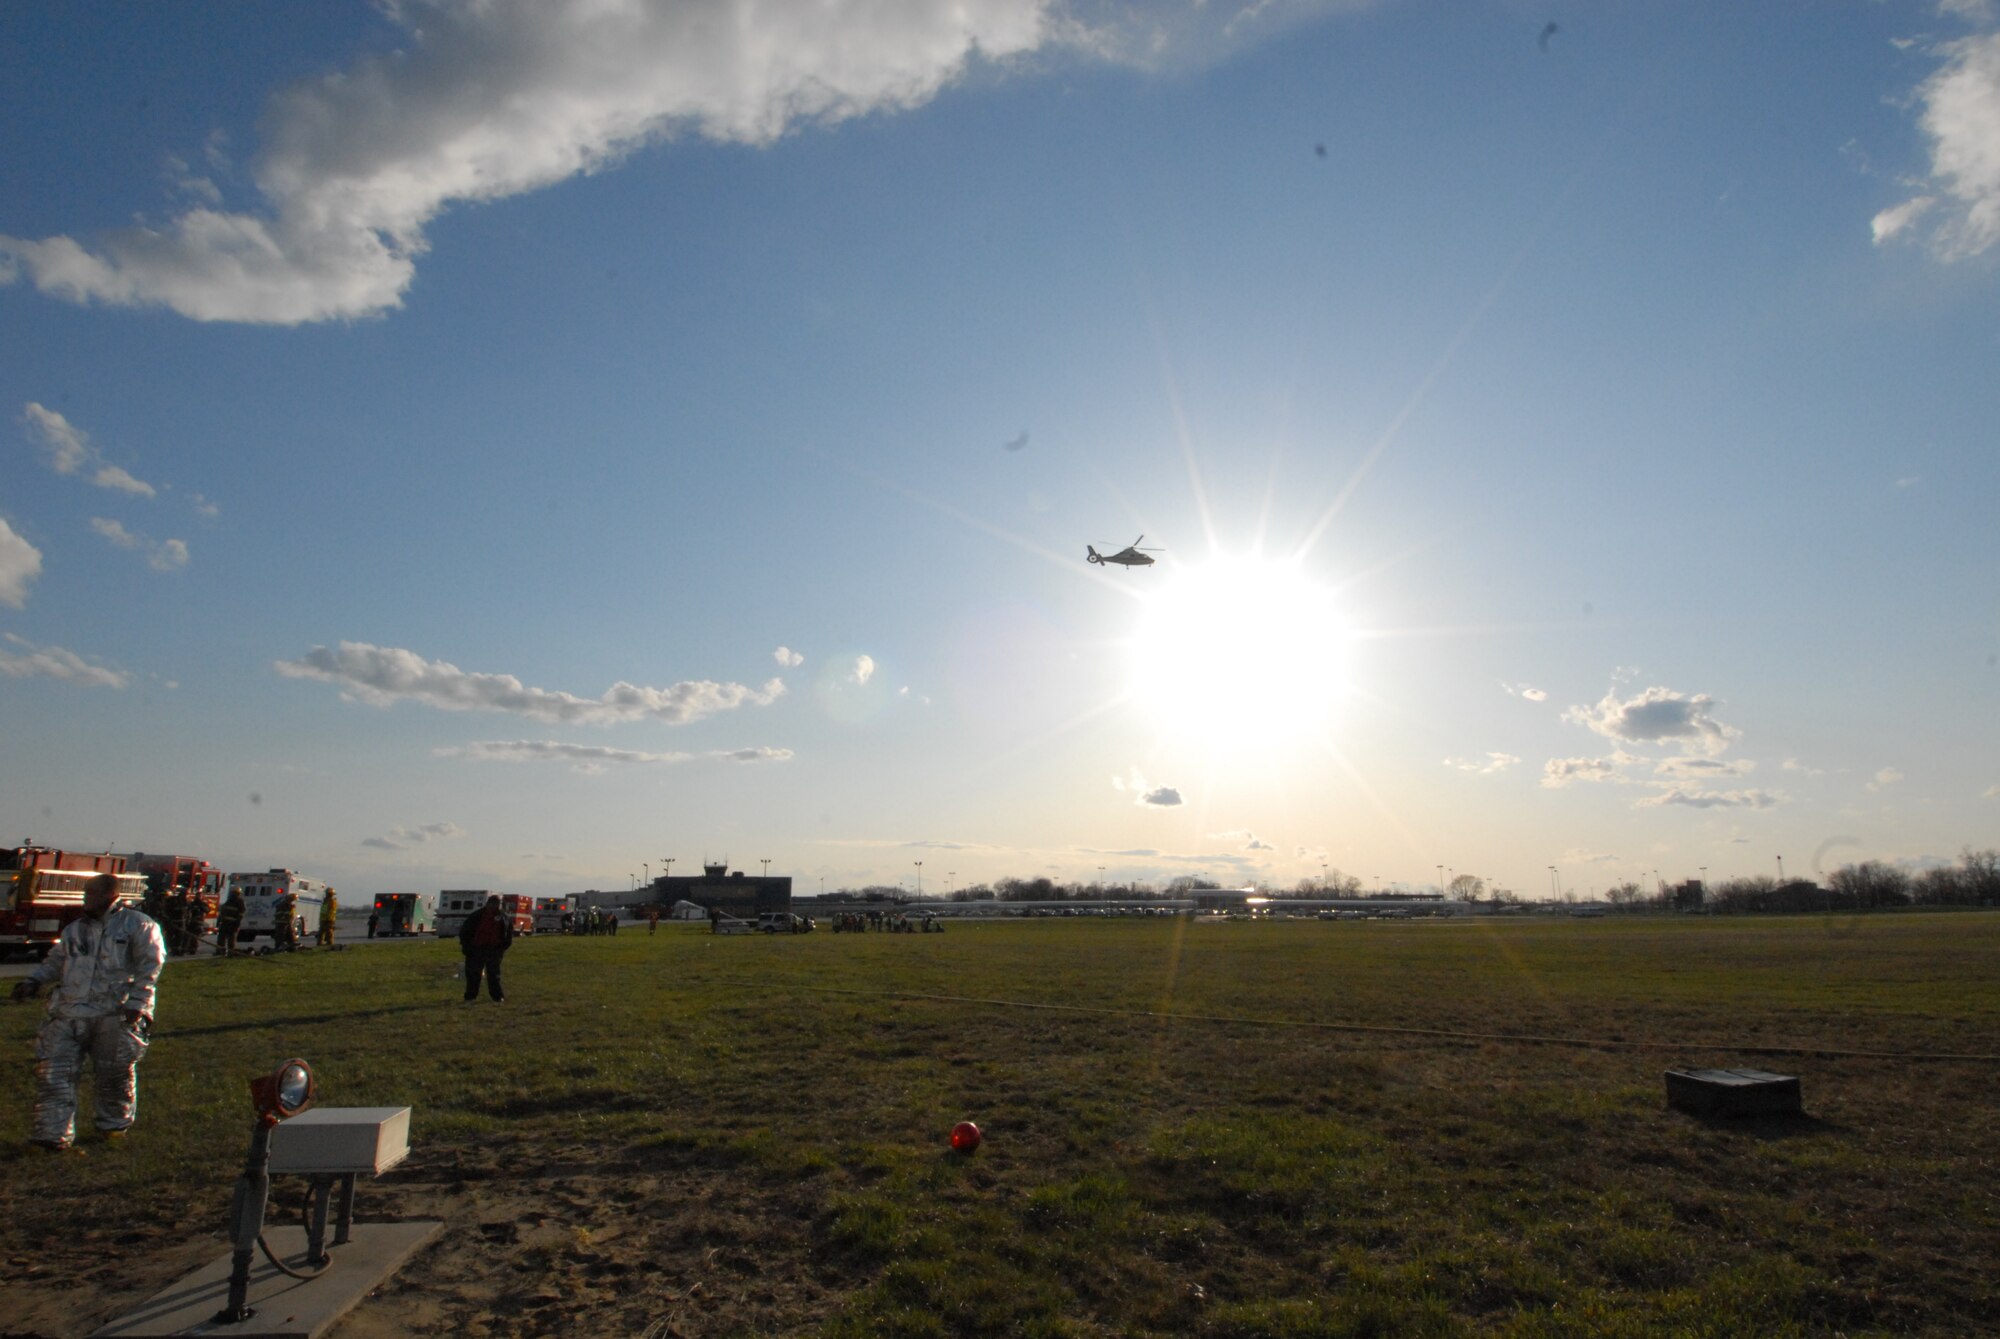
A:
269 1106 413 1175
1663 1068 1802 1117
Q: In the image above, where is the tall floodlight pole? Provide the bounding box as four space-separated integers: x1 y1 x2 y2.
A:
948 871 956 897
1320 860 1328 892
761 858 771 880
643 863 649 885
1548 865 1558 900
1776 854 1785 883
662 857 673 882
1437 864 1444 897
914 861 923 903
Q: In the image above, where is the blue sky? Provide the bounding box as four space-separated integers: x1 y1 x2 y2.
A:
3 1 1996 900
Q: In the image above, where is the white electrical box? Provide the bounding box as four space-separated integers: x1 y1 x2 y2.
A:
269 1106 412 1176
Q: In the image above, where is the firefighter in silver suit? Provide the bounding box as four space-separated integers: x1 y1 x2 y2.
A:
10 873 167 1151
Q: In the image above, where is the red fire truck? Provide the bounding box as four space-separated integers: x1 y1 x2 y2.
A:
121 851 224 950
1 845 147 959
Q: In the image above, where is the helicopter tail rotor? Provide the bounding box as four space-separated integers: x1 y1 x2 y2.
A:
1086 546 1102 564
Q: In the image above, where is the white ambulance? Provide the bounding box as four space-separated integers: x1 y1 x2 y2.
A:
227 868 331 945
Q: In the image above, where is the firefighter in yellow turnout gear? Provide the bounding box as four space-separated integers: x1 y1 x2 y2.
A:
317 889 339 947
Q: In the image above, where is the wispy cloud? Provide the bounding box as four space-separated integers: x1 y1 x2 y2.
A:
21 403 155 495
90 517 189 571
847 654 876 686
1541 755 1633 788
1211 829 1272 850
0 519 42 608
773 646 804 668
1445 752 1520 775
361 820 466 851
1874 30 2000 259
1502 682 1547 702
1633 787 1781 810
0 633 129 689
1654 756 1756 780
277 641 784 725
436 739 792 772
1869 766 1907 791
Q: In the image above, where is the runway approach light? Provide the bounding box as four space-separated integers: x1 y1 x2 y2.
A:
216 1059 319 1325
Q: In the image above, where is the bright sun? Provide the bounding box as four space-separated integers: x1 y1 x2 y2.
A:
1127 554 1349 753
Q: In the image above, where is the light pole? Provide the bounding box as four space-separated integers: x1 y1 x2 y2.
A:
1775 854 1785 883
948 871 956 897
643 862 649 885
760 858 771 880
1096 865 1105 893
1548 865 1558 900
1437 864 1444 897
1320 860 1328 892
914 861 923 903
661 857 673 883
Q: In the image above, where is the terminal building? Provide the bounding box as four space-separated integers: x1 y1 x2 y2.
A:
639 863 791 923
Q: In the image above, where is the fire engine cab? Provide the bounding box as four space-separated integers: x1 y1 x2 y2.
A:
1 845 146 959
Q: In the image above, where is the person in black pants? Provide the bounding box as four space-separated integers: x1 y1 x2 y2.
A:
457 895 513 1002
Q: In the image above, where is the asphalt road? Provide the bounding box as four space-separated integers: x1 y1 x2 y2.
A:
0 918 429 979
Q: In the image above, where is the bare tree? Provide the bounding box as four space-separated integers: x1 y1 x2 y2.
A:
1828 861 1912 909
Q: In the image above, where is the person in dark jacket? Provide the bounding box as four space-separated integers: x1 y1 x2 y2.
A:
457 895 513 1002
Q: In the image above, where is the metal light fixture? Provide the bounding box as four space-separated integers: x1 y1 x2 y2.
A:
217 1059 318 1324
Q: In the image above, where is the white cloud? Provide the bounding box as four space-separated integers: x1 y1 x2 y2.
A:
1211 829 1272 850
1869 766 1907 791
90 517 190 571
1139 786 1183 807
0 0 1074 324
0 634 129 689
0 519 42 608
848 654 876 686
1781 757 1825 776
1445 752 1519 775
1874 31 2000 259
1541 755 1633 788
774 646 804 667
21 403 156 495
1502 682 1547 702
278 641 785 725
363 820 467 851
1634 787 1780 810
1655 756 1756 780
436 739 792 768
1562 848 1619 865
1565 685 1740 756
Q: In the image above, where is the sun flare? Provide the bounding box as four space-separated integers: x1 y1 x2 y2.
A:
1127 555 1348 753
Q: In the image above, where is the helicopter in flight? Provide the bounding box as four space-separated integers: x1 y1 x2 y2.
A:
1086 536 1161 568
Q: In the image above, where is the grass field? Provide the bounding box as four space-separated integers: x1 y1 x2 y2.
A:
3 912 1997 1337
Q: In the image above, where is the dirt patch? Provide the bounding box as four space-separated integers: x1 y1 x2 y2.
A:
0 1134 856 1338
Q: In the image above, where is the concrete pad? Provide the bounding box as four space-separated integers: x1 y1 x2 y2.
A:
91 1221 442 1339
